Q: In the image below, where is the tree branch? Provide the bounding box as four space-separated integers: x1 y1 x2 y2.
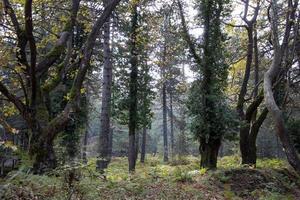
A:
36 0 81 76
44 0 122 139
2 0 29 67
0 81 30 123
177 0 202 66
25 0 37 107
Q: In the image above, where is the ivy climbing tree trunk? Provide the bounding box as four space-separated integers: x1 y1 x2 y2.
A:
178 0 229 169
128 1 139 172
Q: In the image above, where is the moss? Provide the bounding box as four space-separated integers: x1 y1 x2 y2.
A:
63 20 73 32
42 62 64 92
47 45 65 58
42 76 60 93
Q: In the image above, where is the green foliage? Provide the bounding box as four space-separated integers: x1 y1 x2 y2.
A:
173 167 193 182
218 155 241 169
256 159 287 169
112 1 156 130
187 0 233 143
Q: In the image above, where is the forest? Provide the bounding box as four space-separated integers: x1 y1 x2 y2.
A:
0 0 300 199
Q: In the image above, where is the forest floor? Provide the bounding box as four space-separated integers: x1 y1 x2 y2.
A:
0 155 300 200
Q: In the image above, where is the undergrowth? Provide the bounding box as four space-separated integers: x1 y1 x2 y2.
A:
0 155 299 200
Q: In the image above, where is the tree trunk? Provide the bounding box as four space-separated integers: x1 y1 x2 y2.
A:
178 129 186 158
265 66 300 173
169 93 174 159
134 131 139 162
128 2 139 172
264 0 300 174
108 127 113 160
32 138 56 174
82 126 88 164
162 82 168 162
200 138 221 169
128 133 136 171
97 5 113 172
140 127 147 163
239 123 251 164
237 25 254 165
240 108 268 166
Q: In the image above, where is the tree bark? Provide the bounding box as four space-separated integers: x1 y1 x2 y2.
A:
97 1 113 172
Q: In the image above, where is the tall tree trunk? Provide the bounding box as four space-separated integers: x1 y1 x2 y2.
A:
82 82 89 164
234 1 261 165
169 93 175 159
238 25 254 165
246 25 261 165
161 26 169 162
128 2 139 172
140 127 147 163
97 2 113 172
162 81 169 162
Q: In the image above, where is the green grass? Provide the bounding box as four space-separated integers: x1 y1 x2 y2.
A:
0 155 299 200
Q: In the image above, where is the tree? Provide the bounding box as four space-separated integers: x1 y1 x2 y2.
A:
161 17 169 162
0 0 121 173
128 0 139 172
178 0 230 169
97 0 114 172
264 0 300 174
234 0 269 166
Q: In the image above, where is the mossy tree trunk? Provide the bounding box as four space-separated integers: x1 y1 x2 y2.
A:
128 1 139 172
